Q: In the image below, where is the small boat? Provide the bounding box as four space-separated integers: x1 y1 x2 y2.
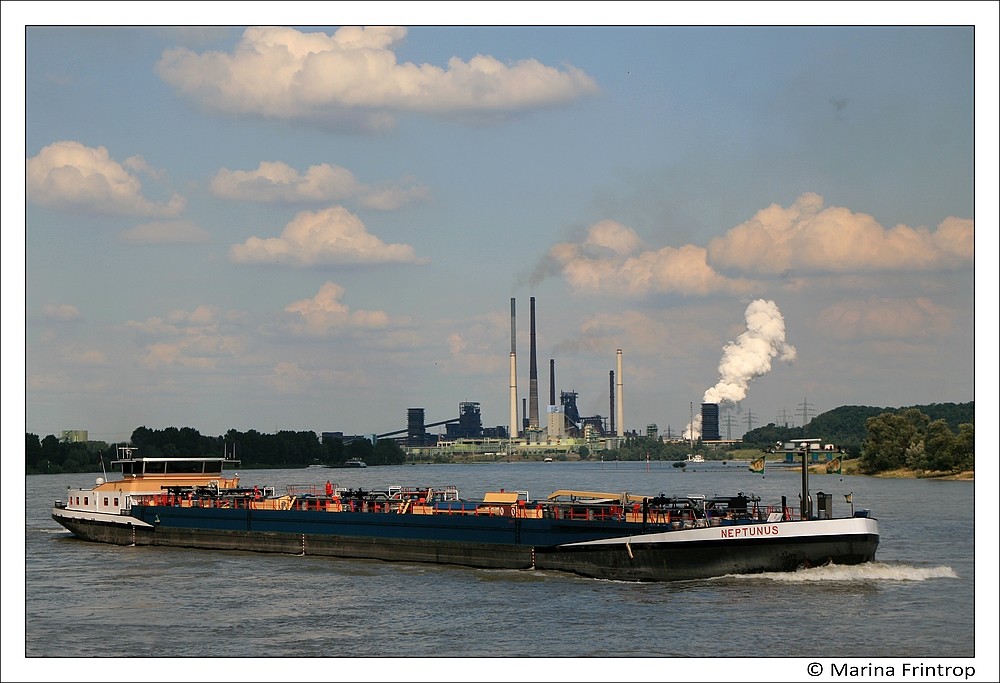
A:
344 458 367 468
52 446 879 582
685 454 706 463
543 457 553 463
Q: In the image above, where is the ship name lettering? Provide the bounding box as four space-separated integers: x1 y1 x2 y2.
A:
719 525 780 539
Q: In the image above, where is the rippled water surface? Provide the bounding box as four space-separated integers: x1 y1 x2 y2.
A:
26 462 973 657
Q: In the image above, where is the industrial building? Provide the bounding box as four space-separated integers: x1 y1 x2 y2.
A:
701 403 721 442
328 295 640 458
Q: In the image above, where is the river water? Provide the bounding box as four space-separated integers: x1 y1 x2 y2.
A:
22 461 980 672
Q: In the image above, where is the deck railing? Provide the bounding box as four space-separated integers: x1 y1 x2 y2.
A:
130 494 841 525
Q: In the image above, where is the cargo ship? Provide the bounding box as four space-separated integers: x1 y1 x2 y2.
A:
51 447 879 581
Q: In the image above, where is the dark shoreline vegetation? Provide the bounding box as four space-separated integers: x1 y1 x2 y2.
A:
26 402 972 476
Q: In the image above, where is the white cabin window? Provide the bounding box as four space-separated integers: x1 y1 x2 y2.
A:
114 498 119 506
84 497 89 505
103 497 109 506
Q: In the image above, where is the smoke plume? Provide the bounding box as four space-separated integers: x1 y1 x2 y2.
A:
684 414 702 441
703 299 796 405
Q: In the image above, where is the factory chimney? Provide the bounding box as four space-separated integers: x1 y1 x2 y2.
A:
616 349 624 437
509 298 518 438
549 359 556 406
609 370 615 436
528 296 539 428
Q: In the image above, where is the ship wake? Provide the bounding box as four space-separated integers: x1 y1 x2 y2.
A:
719 562 958 582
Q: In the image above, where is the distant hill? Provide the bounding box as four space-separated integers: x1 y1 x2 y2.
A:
741 401 974 453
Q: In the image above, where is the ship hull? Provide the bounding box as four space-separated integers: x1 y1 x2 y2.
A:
535 531 879 581
53 506 878 581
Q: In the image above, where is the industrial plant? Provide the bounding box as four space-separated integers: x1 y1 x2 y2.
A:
321 296 777 459
322 296 640 459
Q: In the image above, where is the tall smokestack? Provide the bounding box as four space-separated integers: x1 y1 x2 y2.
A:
528 296 539 428
523 398 528 431
549 359 556 406
616 349 624 437
609 370 615 436
509 298 518 438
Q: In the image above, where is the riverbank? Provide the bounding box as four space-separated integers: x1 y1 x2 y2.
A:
871 467 974 481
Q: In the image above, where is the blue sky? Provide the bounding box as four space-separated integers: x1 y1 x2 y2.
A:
8 10 995 445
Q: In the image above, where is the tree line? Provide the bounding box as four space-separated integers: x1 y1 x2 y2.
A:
860 409 974 474
26 434 109 474
594 437 700 461
743 401 974 456
26 426 406 474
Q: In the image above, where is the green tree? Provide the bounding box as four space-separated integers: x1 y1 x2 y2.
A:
346 438 374 463
371 439 405 465
861 411 921 473
953 423 974 471
918 419 957 472
26 433 42 471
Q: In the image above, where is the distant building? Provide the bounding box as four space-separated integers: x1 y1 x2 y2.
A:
481 426 508 439
646 423 659 440
446 402 482 439
701 403 720 441
61 430 88 443
547 405 566 438
580 415 608 436
322 432 367 445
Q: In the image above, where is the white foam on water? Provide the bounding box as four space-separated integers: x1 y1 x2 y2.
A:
721 562 958 582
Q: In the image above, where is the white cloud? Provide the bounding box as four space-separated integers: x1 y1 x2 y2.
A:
211 161 364 202
122 154 166 180
228 206 424 267
42 304 82 321
815 297 958 341
118 220 210 244
549 221 755 297
583 219 644 256
284 281 390 336
26 141 185 216
156 26 599 131
127 306 241 369
210 160 430 209
268 361 313 394
707 193 974 274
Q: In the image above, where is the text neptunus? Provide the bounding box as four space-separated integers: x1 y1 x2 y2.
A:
720 525 779 538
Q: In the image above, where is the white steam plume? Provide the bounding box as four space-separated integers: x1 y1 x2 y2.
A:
684 414 702 441
703 299 796 405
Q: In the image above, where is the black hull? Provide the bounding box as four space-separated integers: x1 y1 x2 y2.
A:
55 516 535 569
54 513 878 582
535 534 880 581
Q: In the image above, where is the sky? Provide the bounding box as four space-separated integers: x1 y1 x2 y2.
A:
7 8 997 446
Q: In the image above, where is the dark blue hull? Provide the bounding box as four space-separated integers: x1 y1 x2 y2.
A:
133 504 648 547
